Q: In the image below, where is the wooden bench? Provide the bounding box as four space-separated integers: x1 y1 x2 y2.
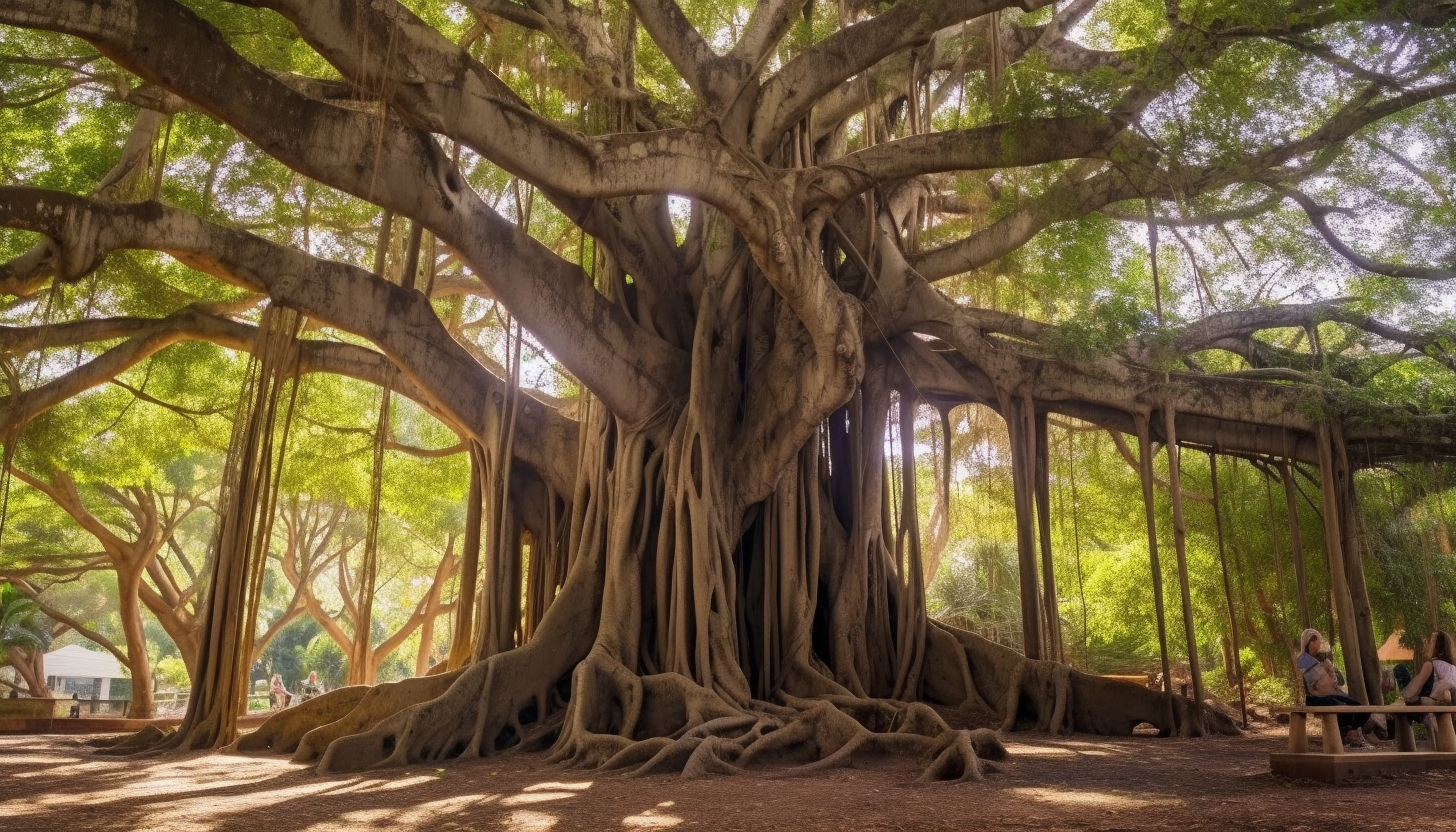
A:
1272 704 1456 784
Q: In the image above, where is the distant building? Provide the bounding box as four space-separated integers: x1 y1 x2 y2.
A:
44 644 125 701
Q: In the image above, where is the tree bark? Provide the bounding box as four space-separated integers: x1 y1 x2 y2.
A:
1279 454 1312 631
1314 422 1368 705
1033 407 1063 663
1134 413 1176 732
1162 406 1204 714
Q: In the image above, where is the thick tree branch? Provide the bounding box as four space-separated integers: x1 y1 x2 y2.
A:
254 0 763 231
0 108 166 297
0 0 686 432
729 0 808 81
0 189 578 494
626 0 728 106
913 76 1456 282
461 0 547 32
2 579 131 666
0 305 417 444
803 116 1129 207
753 0 1053 155
1279 187 1456 280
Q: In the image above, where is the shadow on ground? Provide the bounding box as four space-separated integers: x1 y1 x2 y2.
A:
4 727 1454 831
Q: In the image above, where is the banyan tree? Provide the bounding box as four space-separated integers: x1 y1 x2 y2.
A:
3 0 1456 780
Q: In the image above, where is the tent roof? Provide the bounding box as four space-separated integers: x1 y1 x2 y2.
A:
45 644 124 679
1378 630 1414 662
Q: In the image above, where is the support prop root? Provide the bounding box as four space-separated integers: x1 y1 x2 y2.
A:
314 633 578 773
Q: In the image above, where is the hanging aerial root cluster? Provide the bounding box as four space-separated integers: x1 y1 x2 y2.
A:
231 375 1236 784
105 304 305 755
232 301 1230 778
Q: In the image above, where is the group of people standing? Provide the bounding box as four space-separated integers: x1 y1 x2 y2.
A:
1299 627 1456 749
268 670 323 709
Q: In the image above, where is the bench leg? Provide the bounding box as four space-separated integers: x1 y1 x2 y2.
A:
1287 713 1307 753
1396 714 1417 752
1321 714 1343 754
1436 713 1456 753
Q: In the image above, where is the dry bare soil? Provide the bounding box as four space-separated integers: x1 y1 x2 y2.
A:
4 727 1455 831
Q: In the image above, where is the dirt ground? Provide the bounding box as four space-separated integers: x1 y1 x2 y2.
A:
3 726 1455 831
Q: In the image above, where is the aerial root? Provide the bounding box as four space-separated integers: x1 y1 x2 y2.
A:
997 659 1074 734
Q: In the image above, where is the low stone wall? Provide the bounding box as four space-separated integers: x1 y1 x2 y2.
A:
0 698 63 720
0 713 272 735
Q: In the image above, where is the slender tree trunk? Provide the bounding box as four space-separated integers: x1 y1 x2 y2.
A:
160 306 302 751
349 387 391 686
117 568 157 719
1134 413 1176 731
1332 424 1381 706
1209 452 1247 728
1069 430 1089 668
1033 407 1062 663
1278 456 1311 630
449 443 486 669
1315 423 1368 704
1162 406 1203 710
415 534 455 676
1002 393 1043 660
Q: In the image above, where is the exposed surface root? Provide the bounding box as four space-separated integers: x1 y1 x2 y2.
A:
538 654 1000 783
229 686 370 755
94 724 172 756
941 624 1239 738
314 633 579 773
224 604 1231 785
295 673 460 764
222 621 1235 784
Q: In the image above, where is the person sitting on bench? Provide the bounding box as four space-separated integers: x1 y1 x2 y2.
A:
299 670 323 702
1401 631 1456 705
269 673 292 709
1298 628 1372 749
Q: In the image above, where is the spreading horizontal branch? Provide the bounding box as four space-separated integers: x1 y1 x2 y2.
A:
0 190 580 492
914 77 1456 282
0 0 687 431
803 116 1128 208
1278 187 1456 280
752 0 1052 155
